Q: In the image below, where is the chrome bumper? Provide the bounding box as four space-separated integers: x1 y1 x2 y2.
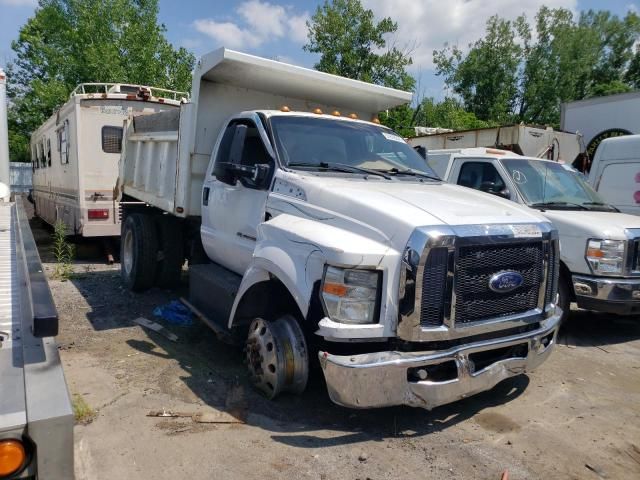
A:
572 275 640 315
319 312 561 410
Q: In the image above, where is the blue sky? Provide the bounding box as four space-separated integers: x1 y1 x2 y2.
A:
1 0 638 99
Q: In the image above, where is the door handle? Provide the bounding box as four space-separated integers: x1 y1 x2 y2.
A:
203 187 210 206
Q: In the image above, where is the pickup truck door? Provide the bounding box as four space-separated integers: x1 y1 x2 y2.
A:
201 118 275 275
449 157 515 201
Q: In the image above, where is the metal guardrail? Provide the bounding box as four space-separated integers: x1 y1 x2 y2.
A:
71 82 189 101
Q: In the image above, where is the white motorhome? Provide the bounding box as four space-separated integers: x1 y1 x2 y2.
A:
588 134 640 216
116 48 561 410
424 147 640 320
30 83 185 237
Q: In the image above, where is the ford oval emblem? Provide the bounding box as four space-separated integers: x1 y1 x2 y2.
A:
489 271 524 293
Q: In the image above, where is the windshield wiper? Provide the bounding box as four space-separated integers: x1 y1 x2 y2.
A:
376 168 441 181
530 201 589 211
288 162 391 179
581 201 620 212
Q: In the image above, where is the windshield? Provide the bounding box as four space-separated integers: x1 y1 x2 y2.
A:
501 158 612 210
270 116 439 179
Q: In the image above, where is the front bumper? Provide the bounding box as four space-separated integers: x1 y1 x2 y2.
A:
319 312 561 410
572 274 640 315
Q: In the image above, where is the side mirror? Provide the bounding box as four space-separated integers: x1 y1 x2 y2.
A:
218 162 270 186
480 181 510 199
414 145 427 160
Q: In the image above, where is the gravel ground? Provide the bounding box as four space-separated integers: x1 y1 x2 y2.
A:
30 214 640 480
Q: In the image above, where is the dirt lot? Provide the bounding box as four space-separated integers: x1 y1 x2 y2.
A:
31 216 640 480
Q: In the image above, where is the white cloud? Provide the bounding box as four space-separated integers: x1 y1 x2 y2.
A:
193 1 309 50
193 19 261 50
0 0 36 5
363 0 578 69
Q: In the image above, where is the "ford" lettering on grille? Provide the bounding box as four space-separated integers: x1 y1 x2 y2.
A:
488 271 524 293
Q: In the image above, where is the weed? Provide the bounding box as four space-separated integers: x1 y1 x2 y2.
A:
72 394 96 425
52 220 75 280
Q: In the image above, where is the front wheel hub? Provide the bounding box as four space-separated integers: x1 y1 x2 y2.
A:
245 315 308 399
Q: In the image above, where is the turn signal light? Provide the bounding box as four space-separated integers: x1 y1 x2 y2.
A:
88 209 109 220
322 282 348 297
0 440 26 476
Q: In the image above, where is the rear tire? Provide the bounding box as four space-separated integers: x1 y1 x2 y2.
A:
121 213 158 292
155 216 184 288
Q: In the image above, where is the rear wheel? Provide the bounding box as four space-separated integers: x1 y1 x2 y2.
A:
155 216 184 287
121 213 158 291
245 315 309 399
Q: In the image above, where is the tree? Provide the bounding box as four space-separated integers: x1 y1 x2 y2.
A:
7 0 195 162
304 0 415 133
416 98 494 131
434 7 640 127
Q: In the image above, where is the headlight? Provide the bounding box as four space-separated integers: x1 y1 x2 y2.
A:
321 266 380 324
586 239 626 275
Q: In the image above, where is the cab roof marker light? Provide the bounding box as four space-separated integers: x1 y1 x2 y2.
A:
332 110 341 116
313 108 323 115
280 105 291 112
371 116 381 124
348 113 358 119
486 148 507 155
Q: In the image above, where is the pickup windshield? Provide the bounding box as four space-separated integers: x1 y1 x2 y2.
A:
501 158 615 211
270 116 439 179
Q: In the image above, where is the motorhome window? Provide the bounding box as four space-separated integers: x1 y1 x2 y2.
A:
102 126 123 154
501 158 610 209
60 121 69 164
46 138 52 167
270 116 439 178
458 162 507 192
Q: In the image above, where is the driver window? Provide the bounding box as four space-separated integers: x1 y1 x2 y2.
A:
458 161 506 193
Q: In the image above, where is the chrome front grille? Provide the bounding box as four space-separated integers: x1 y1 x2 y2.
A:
398 223 558 343
454 242 543 324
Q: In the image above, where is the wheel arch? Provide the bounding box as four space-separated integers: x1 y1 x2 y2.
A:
228 262 310 333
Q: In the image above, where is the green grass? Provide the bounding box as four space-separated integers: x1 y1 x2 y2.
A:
72 394 96 425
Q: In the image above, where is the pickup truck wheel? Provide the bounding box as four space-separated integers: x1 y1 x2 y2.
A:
156 216 184 287
121 213 158 291
245 315 309 399
558 275 570 324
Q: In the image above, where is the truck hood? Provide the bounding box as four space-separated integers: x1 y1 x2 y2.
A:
540 210 640 240
270 173 547 247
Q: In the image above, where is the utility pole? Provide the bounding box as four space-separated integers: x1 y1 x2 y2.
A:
0 68 10 201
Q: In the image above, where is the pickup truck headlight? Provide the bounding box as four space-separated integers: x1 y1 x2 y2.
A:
586 239 626 275
321 266 380 324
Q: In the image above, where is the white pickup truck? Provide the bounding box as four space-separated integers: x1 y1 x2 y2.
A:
115 48 561 410
419 147 640 321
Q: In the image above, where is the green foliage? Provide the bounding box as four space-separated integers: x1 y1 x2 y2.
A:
8 0 195 162
304 0 415 134
52 220 75 280
416 98 495 131
72 394 95 424
434 7 640 126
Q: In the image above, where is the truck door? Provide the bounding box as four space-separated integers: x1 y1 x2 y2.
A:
451 158 513 200
201 118 274 274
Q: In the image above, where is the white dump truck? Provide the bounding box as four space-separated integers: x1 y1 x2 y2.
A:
424 147 640 320
116 48 561 410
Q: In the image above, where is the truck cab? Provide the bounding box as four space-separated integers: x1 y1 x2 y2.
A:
431 148 640 320
117 48 562 410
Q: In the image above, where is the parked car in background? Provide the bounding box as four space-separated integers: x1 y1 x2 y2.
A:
588 134 640 216
115 48 561 411
423 147 640 322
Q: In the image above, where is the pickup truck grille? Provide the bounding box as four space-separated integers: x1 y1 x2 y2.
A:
453 242 544 324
